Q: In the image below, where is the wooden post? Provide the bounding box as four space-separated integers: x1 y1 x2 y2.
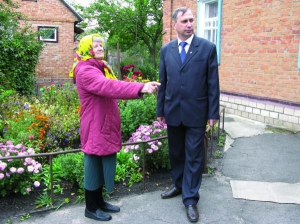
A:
117 43 121 80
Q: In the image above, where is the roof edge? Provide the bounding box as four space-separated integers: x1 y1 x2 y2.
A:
60 0 84 22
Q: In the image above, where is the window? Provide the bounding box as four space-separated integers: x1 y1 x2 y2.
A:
38 26 58 43
197 0 223 64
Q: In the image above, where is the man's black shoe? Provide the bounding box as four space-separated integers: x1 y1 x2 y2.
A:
99 202 120 213
185 204 199 222
85 208 112 221
161 186 182 199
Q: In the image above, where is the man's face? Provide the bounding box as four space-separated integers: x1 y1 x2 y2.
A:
92 41 104 60
173 10 194 40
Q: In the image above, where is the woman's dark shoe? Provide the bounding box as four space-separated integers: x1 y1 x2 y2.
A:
85 208 112 221
99 202 120 213
161 186 182 199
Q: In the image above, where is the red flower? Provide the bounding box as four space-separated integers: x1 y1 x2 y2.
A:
133 70 143 77
123 64 135 71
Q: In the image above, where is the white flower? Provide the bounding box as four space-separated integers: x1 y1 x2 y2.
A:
27 166 34 172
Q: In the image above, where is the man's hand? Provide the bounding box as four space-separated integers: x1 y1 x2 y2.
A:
140 82 161 94
208 119 218 127
157 117 165 124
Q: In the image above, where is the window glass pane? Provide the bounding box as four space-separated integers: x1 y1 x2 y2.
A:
205 2 218 18
204 30 211 42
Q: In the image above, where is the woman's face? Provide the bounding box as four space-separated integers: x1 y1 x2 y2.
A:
92 41 104 60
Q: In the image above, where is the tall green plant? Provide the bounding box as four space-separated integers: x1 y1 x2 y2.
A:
0 1 44 96
119 94 157 141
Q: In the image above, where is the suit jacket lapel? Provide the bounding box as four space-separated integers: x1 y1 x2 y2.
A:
171 41 182 66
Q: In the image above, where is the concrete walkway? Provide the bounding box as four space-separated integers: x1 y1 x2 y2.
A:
19 114 300 224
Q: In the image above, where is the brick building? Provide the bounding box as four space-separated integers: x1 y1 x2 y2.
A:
5 0 84 85
163 0 300 131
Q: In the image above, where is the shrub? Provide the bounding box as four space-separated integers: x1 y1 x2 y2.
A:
116 149 142 187
137 63 158 81
0 141 42 197
39 83 80 151
124 121 170 172
37 152 84 193
119 94 158 142
0 1 44 96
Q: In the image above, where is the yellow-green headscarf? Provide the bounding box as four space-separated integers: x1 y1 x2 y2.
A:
69 34 117 80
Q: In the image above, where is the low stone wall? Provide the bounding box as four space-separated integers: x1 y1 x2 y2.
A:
221 93 300 132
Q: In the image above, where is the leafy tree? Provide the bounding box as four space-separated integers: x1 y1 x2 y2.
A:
0 0 43 96
79 0 163 69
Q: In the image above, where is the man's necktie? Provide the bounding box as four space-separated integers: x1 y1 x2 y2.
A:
179 42 187 63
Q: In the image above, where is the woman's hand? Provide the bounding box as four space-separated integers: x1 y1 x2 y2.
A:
140 81 161 94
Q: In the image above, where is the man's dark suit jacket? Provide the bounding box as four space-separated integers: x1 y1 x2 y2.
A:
157 35 220 127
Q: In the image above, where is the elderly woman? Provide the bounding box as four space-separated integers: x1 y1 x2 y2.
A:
69 34 160 221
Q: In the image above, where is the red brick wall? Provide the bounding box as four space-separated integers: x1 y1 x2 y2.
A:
163 0 300 104
4 0 80 83
162 0 198 44
220 0 300 103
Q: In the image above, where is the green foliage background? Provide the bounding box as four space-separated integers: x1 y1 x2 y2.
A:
0 1 44 96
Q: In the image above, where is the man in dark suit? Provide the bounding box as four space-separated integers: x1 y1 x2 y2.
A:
156 7 220 222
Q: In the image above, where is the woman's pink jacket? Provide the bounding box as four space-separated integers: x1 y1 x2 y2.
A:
75 59 144 156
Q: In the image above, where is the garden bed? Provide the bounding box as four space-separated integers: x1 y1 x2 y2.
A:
0 131 225 224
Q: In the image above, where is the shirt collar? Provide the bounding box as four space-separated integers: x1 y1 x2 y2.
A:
178 34 194 46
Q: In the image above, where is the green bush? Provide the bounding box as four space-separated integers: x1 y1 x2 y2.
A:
137 63 158 81
116 149 142 187
0 1 44 96
36 152 84 194
124 121 170 172
119 94 157 142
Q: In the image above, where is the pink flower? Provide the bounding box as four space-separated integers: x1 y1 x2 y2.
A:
147 148 153 154
26 188 31 192
25 158 32 164
5 172 10 177
0 162 7 171
33 181 40 188
17 167 24 174
9 167 17 173
133 154 140 161
27 148 35 154
0 173 4 179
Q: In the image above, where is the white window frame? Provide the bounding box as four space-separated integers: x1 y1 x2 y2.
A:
197 0 218 44
197 0 222 64
38 26 58 43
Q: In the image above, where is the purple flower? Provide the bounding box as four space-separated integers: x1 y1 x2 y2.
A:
24 103 30 110
0 173 4 179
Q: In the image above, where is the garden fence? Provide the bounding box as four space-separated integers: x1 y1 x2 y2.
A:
0 106 225 205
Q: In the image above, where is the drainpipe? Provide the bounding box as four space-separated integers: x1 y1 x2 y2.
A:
217 0 223 65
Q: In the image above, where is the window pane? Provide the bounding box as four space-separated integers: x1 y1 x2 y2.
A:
205 2 218 18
